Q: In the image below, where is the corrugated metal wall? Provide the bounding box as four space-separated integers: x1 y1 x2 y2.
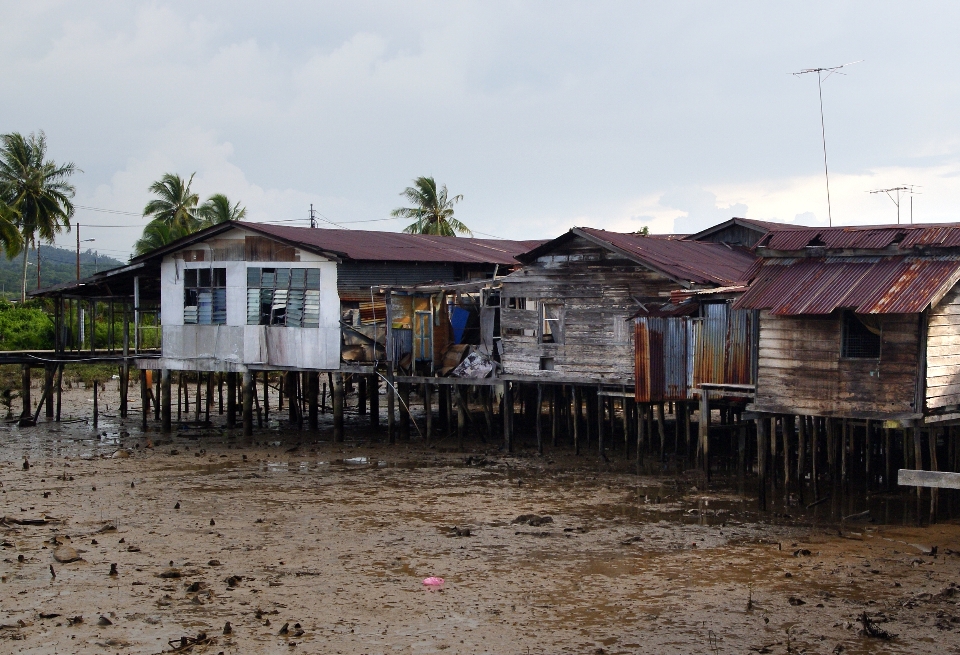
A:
635 302 756 402
635 316 693 402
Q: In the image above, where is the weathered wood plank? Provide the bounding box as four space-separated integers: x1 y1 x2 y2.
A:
898 469 960 490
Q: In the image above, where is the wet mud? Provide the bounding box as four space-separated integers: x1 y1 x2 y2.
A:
1 384 959 654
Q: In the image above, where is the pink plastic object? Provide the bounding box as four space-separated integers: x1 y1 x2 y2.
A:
422 577 445 586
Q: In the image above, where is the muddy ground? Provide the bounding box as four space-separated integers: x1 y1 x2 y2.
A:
0 382 959 654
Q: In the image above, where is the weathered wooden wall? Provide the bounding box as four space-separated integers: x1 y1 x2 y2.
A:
500 236 677 381
926 283 960 410
754 311 920 419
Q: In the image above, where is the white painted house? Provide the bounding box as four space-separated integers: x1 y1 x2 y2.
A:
155 224 341 372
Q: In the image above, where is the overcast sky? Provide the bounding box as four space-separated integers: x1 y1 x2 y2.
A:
4 1 960 259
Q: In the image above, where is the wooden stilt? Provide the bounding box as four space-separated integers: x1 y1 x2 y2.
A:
424 384 433 444
177 373 183 423
841 418 848 486
636 403 646 467
358 375 367 415
369 374 380 428
333 372 345 442
242 371 253 438
865 420 872 492
930 427 940 521
263 372 270 423
552 386 560 448
206 373 212 424
503 381 512 453
308 372 319 431
226 372 237 429
195 373 202 422
684 402 693 459
757 414 769 511
399 383 411 442
797 415 807 503
483 386 494 441
812 417 820 500
386 365 396 444
597 387 605 461
160 369 171 433
92 380 99 429
44 366 54 419
55 364 62 422
572 386 580 455
218 373 224 414
535 384 543 455
884 427 891 491
657 402 666 460
622 397 630 457
782 415 794 502
140 370 149 430
826 418 836 485
20 365 31 422
455 387 465 450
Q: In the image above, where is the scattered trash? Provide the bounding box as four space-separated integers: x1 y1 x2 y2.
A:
97 615 112 626
512 514 553 527
53 544 79 563
422 577 444 586
860 612 896 640
159 568 182 579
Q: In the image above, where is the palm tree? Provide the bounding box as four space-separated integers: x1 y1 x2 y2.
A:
0 132 78 301
197 193 246 227
0 203 23 259
143 173 199 233
133 219 189 256
392 176 471 236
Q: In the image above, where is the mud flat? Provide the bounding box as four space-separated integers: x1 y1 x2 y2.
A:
0 386 958 654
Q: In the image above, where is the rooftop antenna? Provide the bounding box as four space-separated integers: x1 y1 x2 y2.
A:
868 185 919 224
309 203 317 228
793 60 862 227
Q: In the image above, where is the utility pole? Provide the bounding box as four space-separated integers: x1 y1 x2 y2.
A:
36 245 40 289
793 61 862 227
76 224 80 279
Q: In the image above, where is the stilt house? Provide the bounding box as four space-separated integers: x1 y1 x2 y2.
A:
734 223 960 425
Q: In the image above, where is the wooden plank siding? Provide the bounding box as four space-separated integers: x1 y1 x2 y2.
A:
926 284 960 410
499 237 678 382
754 311 921 419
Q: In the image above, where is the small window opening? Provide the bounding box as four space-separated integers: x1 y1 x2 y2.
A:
539 303 563 344
841 311 881 359
539 357 555 371
506 297 527 309
183 266 226 325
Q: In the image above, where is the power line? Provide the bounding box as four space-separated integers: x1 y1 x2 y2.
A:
74 204 142 217
793 60 862 227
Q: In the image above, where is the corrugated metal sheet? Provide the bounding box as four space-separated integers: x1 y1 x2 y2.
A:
237 222 543 265
576 227 758 286
734 256 960 315
635 301 755 402
692 303 755 388
634 317 692 403
757 224 960 253
338 261 457 291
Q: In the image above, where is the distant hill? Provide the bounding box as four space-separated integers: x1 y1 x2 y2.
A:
0 245 124 300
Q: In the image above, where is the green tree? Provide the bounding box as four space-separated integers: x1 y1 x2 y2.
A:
392 176 471 236
133 219 188 256
143 173 199 233
0 204 23 259
197 193 246 227
0 131 77 302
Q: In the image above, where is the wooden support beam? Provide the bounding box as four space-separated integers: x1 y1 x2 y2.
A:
424 383 433 444
503 381 512 453
699 391 709 479
140 370 149 430
386 365 396 444
44 366 54 419
308 372 319 431
358 374 367 415
757 413 769 511
572 386 580 456
898 468 960 489
369 374 379 428
333 372 345 443
20 365 30 421
160 369 171 433
226 372 237 429
242 370 253 437
535 384 543 455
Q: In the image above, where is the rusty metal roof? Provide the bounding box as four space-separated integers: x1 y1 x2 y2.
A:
239 223 544 265
519 227 758 286
756 223 960 252
734 256 960 315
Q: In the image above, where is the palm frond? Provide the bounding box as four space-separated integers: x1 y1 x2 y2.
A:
392 176 470 237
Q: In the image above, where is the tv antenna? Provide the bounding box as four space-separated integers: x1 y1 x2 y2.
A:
869 185 920 224
793 60 862 227
309 203 317 228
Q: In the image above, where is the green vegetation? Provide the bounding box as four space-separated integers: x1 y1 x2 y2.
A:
0 299 53 350
0 244 123 300
135 173 245 255
0 131 78 302
393 176 471 236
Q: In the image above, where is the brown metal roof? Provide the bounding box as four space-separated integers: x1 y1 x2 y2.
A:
756 223 960 252
734 256 960 315
238 223 544 265
573 227 759 286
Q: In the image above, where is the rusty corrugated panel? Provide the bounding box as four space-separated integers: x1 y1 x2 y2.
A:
692 302 755 387
761 229 824 251
724 307 754 385
634 317 691 402
575 227 759 286
735 256 960 315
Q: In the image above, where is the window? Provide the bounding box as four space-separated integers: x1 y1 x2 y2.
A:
841 311 881 359
247 267 321 327
505 297 527 309
184 267 226 325
539 303 563 344
539 357 555 370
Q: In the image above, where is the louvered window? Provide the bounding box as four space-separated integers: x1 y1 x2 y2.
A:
184 267 226 325
247 267 322 327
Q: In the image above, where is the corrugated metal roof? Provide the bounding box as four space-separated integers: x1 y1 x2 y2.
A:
239 222 543 265
756 223 960 252
574 227 759 286
734 256 960 315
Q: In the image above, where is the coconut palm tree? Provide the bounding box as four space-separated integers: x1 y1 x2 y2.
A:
132 219 189 256
0 203 23 259
0 131 77 301
197 193 246 227
392 176 471 236
143 173 199 233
